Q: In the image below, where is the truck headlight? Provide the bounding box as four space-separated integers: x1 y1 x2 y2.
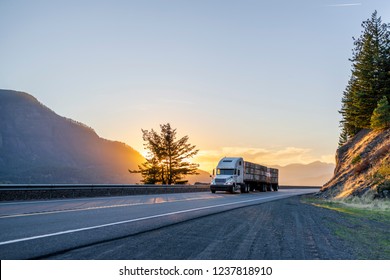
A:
225 178 234 185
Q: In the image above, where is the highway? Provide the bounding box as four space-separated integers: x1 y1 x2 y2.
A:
0 188 317 259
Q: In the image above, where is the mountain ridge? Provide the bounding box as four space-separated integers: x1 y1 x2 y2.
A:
0 89 144 183
271 161 335 186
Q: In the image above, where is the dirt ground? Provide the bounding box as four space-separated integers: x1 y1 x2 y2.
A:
45 195 390 260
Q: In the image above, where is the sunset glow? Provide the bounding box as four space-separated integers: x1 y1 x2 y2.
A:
1 0 389 173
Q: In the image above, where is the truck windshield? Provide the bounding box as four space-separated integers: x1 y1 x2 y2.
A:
217 169 235 175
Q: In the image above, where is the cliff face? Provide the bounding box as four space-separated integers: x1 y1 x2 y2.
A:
320 128 390 199
0 89 144 184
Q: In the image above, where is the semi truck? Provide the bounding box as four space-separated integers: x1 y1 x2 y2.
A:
210 157 278 194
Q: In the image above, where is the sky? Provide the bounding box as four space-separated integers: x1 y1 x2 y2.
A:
1 0 390 172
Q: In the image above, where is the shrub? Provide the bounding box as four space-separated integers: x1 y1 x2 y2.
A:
371 96 390 130
377 160 390 179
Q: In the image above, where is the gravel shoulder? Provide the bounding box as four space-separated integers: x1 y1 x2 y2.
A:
44 194 390 260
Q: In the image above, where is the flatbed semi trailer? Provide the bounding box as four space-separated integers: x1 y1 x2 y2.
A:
210 157 278 193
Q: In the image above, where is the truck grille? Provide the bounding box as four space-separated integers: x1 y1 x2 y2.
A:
215 178 226 184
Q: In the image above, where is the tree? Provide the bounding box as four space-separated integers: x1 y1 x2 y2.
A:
339 77 361 145
338 125 349 147
132 123 199 184
371 96 390 129
339 11 390 142
134 156 161 184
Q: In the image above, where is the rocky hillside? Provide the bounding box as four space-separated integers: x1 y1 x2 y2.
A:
320 128 390 199
0 89 144 184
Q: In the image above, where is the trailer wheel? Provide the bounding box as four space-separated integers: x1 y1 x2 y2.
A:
211 190 216 194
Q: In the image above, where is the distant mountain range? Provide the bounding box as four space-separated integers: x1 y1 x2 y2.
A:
0 89 334 186
272 161 335 186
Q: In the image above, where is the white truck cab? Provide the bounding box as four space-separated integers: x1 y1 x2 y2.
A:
210 157 245 193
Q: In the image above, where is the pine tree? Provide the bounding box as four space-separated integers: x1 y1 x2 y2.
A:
339 76 361 144
371 96 390 129
137 156 162 184
338 126 349 147
339 11 390 140
136 123 199 184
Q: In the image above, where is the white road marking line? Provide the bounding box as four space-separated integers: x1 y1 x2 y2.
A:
0 193 217 206
0 193 296 246
0 203 144 219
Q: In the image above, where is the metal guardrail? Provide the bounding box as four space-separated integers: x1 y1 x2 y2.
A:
0 184 211 201
0 184 320 189
0 184 209 190
0 184 320 201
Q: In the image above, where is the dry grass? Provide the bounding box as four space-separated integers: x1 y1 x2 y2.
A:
336 190 390 211
304 193 390 218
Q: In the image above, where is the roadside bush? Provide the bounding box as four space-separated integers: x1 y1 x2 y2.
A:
377 181 390 199
377 160 390 179
372 159 390 199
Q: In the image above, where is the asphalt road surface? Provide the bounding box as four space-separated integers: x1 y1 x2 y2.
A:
0 188 316 259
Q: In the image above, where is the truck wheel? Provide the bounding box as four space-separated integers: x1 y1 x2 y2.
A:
211 190 216 194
